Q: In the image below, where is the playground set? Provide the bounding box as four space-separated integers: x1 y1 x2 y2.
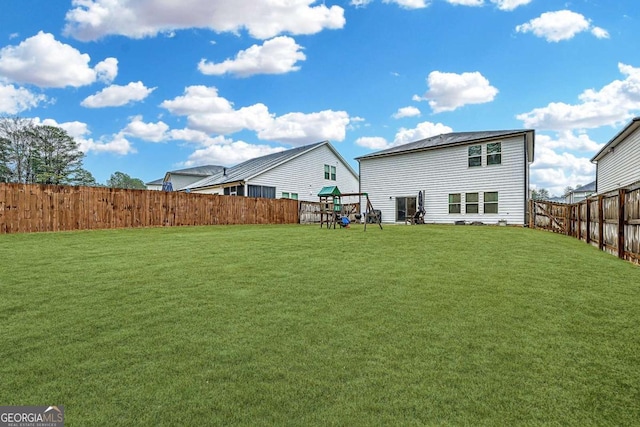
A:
317 186 382 231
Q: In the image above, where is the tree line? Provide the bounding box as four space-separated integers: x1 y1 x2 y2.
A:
0 117 146 189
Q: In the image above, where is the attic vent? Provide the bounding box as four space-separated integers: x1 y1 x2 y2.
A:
223 167 227 175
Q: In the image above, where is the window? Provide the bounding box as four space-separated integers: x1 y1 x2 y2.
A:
487 142 501 165
291 193 298 200
223 185 244 196
324 164 336 180
396 197 417 221
448 193 461 214
484 192 498 214
465 193 479 214
282 192 289 199
248 185 276 199
281 192 298 200
468 145 482 167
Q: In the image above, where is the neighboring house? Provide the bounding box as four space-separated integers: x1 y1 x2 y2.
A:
564 181 595 204
145 178 164 191
591 117 640 194
356 130 535 225
162 165 226 192
183 141 359 201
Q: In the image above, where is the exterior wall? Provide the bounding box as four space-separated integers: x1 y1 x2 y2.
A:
247 144 359 202
597 126 640 193
167 174 207 191
359 135 529 225
146 184 162 191
190 187 223 195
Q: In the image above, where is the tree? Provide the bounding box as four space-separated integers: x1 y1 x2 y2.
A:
106 171 146 189
31 125 85 185
531 188 550 200
563 186 574 197
0 116 96 185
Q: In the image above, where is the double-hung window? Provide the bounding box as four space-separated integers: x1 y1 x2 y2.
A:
448 193 461 214
465 193 479 214
487 142 501 165
468 145 482 167
324 165 336 180
484 192 498 213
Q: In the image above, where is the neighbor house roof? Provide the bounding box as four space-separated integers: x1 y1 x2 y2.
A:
166 165 225 177
591 117 640 162
145 178 164 186
184 141 358 190
355 130 535 161
573 181 596 193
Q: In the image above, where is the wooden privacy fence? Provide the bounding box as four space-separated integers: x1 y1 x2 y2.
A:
529 182 640 264
0 183 299 234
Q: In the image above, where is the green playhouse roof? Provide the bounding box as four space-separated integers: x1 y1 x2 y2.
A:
318 186 341 196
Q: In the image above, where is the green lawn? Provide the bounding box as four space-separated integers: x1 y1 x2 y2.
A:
1 224 639 426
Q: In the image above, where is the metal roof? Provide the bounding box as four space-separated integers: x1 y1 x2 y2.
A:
356 130 535 160
145 178 164 185
591 117 640 162
167 165 225 176
185 141 333 190
573 180 596 193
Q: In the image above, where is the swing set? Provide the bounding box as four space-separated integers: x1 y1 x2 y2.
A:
317 186 382 231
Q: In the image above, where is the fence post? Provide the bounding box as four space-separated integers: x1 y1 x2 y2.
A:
618 189 625 260
586 200 591 243
598 196 604 251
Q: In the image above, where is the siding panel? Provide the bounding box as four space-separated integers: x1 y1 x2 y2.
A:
597 127 640 193
360 135 528 224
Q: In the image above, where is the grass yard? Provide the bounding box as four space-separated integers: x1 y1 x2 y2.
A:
1 224 639 426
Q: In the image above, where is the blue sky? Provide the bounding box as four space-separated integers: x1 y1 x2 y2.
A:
1 0 638 195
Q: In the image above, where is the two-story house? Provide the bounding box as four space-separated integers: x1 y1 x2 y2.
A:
591 117 640 194
356 130 535 225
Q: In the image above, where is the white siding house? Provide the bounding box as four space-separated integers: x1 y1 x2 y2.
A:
184 141 359 201
591 117 640 194
357 130 535 225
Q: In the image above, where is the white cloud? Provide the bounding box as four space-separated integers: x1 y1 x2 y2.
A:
517 63 640 131
122 116 169 142
81 81 156 108
393 106 421 119
351 0 373 6
355 121 453 150
515 10 607 42
355 136 391 150
182 139 285 167
36 118 136 155
393 121 454 145
591 27 610 39
0 84 47 114
64 0 345 41
414 70 498 113
95 58 118 83
258 110 351 146
490 0 531 11
199 36 306 77
162 85 352 144
81 133 136 155
446 0 483 6
384 0 430 8
530 134 596 196
0 32 116 88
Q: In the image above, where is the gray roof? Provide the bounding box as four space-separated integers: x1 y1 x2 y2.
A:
356 129 535 160
167 165 225 177
185 141 348 190
145 178 164 185
573 180 596 193
591 117 640 162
